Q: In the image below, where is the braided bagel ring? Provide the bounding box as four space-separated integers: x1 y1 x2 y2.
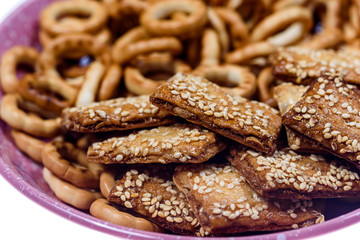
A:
193 64 257 98
0 94 61 138
40 0 107 36
10 129 46 163
0 46 40 94
200 28 221 66
42 139 104 189
113 37 183 65
43 168 102 210
257 67 277 107
225 41 276 64
98 64 123 101
18 74 76 115
140 0 207 38
250 6 312 46
124 59 190 95
90 198 163 232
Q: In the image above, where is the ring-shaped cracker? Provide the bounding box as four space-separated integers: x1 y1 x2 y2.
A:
225 41 276 64
113 37 183 65
300 28 342 49
18 74 76 115
214 7 249 49
75 61 105 106
41 139 104 189
257 67 277 107
40 0 107 36
207 7 229 57
0 46 40 93
43 168 102 210
90 198 163 232
98 64 123 101
41 33 111 94
193 64 257 98
250 6 312 46
140 0 207 38
39 27 112 48
199 28 221 66
0 94 61 138
10 129 46 163
125 57 191 95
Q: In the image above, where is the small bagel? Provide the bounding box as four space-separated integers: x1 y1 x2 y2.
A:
90 198 163 232
193 64 257 98
43 168 102 210
0 94 61 138
40 0 107 36
42 139 104 189
0 46 40 93
140 0 207 38
10 129 46 163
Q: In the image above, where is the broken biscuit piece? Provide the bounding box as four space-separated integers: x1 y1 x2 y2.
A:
107 164 203 236
150 73 282 154
271 46 360 85
61 95 178 133
173 163 324 235
227 146 360 199
283 73 360 169
87 123 226 164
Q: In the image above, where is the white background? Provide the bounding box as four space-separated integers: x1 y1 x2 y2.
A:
0 1 358 239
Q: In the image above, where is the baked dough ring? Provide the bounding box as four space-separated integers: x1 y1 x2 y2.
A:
43 168 102 210
0 94 61 138
250 6 312 46
10 129 46 164
124 58 190 95
40 0 107 36
140 0 207 38
42 139 104 189
193 64 257 98
0 46 40 94
90 198 163 232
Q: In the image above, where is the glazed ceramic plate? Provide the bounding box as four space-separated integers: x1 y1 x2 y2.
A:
1 0 360 239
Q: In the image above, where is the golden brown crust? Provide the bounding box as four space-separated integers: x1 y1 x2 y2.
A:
227 146 360 199
273 82 327 153
150 73 282 154
107 164 201 235
271 46 360 85
61 95 178 133
87 123 227 164
173 163 324 235
282 73 360 169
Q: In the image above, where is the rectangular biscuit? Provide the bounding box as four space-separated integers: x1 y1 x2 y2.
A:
61 95 178 133
87 123 227 164
282 73 360 169
107 164 204 236
173 163 324 235
271 46 360 85
150 73 282 154
227 145 360 199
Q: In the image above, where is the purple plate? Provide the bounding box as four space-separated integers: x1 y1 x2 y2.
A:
1 0 360 239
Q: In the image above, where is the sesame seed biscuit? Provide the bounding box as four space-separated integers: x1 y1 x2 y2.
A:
228 146 360 199
283 73 360 169
273 83 326 153
271 46 360 85
107 164 202 236
173 163 324 235
87 123 226 164
150 73 282 154
61 95 178 133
